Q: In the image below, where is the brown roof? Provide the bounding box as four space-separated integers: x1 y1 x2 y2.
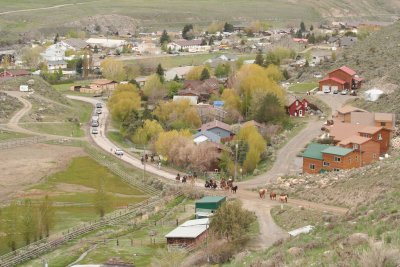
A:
374 112 394 122
92 79 117 85
338 136 371 146
327 121 367 142
359 126 382 135
350 112 374 126
337 105 367 115
200 120 232 133
8 69 31 76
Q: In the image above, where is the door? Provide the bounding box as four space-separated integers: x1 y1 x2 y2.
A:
299 110 303 116
322 85 330 93
331 86 338 91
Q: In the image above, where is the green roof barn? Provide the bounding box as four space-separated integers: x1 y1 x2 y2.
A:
195 196 226 218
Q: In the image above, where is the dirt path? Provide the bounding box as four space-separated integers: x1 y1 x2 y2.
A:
0 1 98 15
66 95 348 250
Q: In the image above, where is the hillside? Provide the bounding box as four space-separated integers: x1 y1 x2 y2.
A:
0 0 399 45
228 152 400 266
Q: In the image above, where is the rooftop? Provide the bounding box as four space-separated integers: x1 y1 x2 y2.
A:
336 66 356 76
165 218 209 239
302 143 330 160
322 146 353 156
92 79 116 85
196 196 226 204
199 120 232 133
327 121 368 142
320 76 346 85
62 38 88 50
193 130 222 144
375 112 394 122
337 105 367 114
338 135 371 146
359 126 382 135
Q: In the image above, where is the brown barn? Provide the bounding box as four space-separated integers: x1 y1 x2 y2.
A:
165 218 209 248
319 66 363 91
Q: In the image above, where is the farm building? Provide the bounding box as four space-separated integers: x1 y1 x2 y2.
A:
195 196 226 218
165 218 209 248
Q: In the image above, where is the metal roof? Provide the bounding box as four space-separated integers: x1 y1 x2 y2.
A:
302 143 330 160
165 219 209 239
193 131 221 144
321 146 353 156
195 196 226 204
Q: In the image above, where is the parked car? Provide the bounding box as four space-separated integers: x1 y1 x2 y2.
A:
323 87 331 93
114 148 124 156
333 89 339 94
350 90 357 96
96 108 102 114
341 89 349 95
91 121 99 127
96 103 102 108
91 127 99 134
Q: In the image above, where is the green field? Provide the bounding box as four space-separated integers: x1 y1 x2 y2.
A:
0 130 31 141
288 82 318 93
126 52 255 69
0 156 148 255
22 122 85 137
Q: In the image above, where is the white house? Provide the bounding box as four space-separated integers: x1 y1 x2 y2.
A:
59 39 89 51
167 39 210 53
86 38 127 49
47 60 68 71
41 43 68 61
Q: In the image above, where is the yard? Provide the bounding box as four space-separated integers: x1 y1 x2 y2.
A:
288 82 318 93
0 130 31 141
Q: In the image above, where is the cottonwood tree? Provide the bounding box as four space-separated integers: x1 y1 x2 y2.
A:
21 47 43 69
210 200 256 242
100 58 126 81
108 84 141 122
132 119 164 145
236 125 266 173
94 177 110 218
186 65 209 80
200 67 210 81
153 99 201 129
39 195 55 238
4 201 20 251
142 74 167 104
20 199 39 245
189 142 219 172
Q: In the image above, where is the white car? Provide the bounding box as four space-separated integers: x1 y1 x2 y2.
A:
91 127 99 134
96 108 102 114
114 148 124 156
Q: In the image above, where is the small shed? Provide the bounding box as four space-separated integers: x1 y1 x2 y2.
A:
195 196 226 218
364 88 383 102
165 218 209 248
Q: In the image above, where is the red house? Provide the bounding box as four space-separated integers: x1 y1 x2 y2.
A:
286 98 310 117
319 66 362 92
0 69 31 78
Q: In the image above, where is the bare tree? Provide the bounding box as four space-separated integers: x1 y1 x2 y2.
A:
39 195 55 238
20 199 39 245
94 177 111 218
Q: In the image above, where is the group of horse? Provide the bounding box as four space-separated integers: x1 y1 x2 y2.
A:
175 173 196 185
259 188 288 203
205 178 238 194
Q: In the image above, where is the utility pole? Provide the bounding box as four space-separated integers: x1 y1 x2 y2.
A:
234 143 238 181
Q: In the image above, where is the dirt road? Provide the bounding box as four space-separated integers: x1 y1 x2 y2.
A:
67 95 348 250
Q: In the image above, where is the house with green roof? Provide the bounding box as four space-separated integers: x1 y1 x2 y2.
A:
195 196 226 218
302 143 358 174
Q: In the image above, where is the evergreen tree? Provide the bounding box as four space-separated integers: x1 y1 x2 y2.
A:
282 69 290 80
182 24 194 40
201 38 207 45
93 45 99 53
173 74 180 82
200 68 210 81
75 58 83 75
94 177 110 218
208 36 214 45
255 50 264 66
310 25 314 31
304 60 309 67
160 29 171 44
156 63 165 82
223 22 234 32
54 33 59 44
254 94 285 124
300 21 306 32
308 33 316 44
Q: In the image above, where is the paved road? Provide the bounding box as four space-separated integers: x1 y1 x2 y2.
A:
67 95 348 250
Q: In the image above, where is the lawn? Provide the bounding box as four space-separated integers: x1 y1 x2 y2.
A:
0 130 31 141
0 156 148 255
288 82 318 93
22 122 85 137
107 131 132 149
270 205 323 231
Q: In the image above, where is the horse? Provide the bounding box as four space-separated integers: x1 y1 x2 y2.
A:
205 180 211 188
212 182 218 190
175 174 181 182
220 179 226 189
181 176 187 183
231 185 238 194
270 192 276 200
279 194 288 203
259 188 267 199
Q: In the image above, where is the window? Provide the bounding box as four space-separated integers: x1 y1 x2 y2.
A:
378 133 383 141
380 122 386 127
353 144 359 150
323 161 330 167
309 164 315 170
295 100 299 106
373 153 377 159
334 168 340 171
334 156 341 162
361 133 370 138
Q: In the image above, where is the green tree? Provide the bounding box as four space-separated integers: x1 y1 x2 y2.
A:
54 33 60 44
182 24 194 40
210 200 256 242
143 74 167 104
224 22 234 32
282 69 290 80
300 21 306 32
308 33 316 44
153 100 201 130
208 36 214 45
254 50 264 66
214 63 230 78
264 51 280 66
201 38 207 46
166 80 182 97
39 195 55 238
160 29 171 44
100 58 126 81
200 67 210 81
310 24 314 31
108 84 141 121
253 93 285 124
4 201 19 251
132 119 164 145
156 63 165 82
20 199 39 245
94 177 110 218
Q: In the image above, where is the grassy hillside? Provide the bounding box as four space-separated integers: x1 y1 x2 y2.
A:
228 152 400 266
0 0 399 45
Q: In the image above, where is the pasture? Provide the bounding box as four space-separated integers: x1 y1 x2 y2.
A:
0 156 148 255
288 82 318 93
0 130 30 141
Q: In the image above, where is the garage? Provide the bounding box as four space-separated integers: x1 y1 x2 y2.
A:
331 85 338 91
322 85 330 93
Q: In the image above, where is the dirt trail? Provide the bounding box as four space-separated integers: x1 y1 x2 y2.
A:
0 1 98 15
